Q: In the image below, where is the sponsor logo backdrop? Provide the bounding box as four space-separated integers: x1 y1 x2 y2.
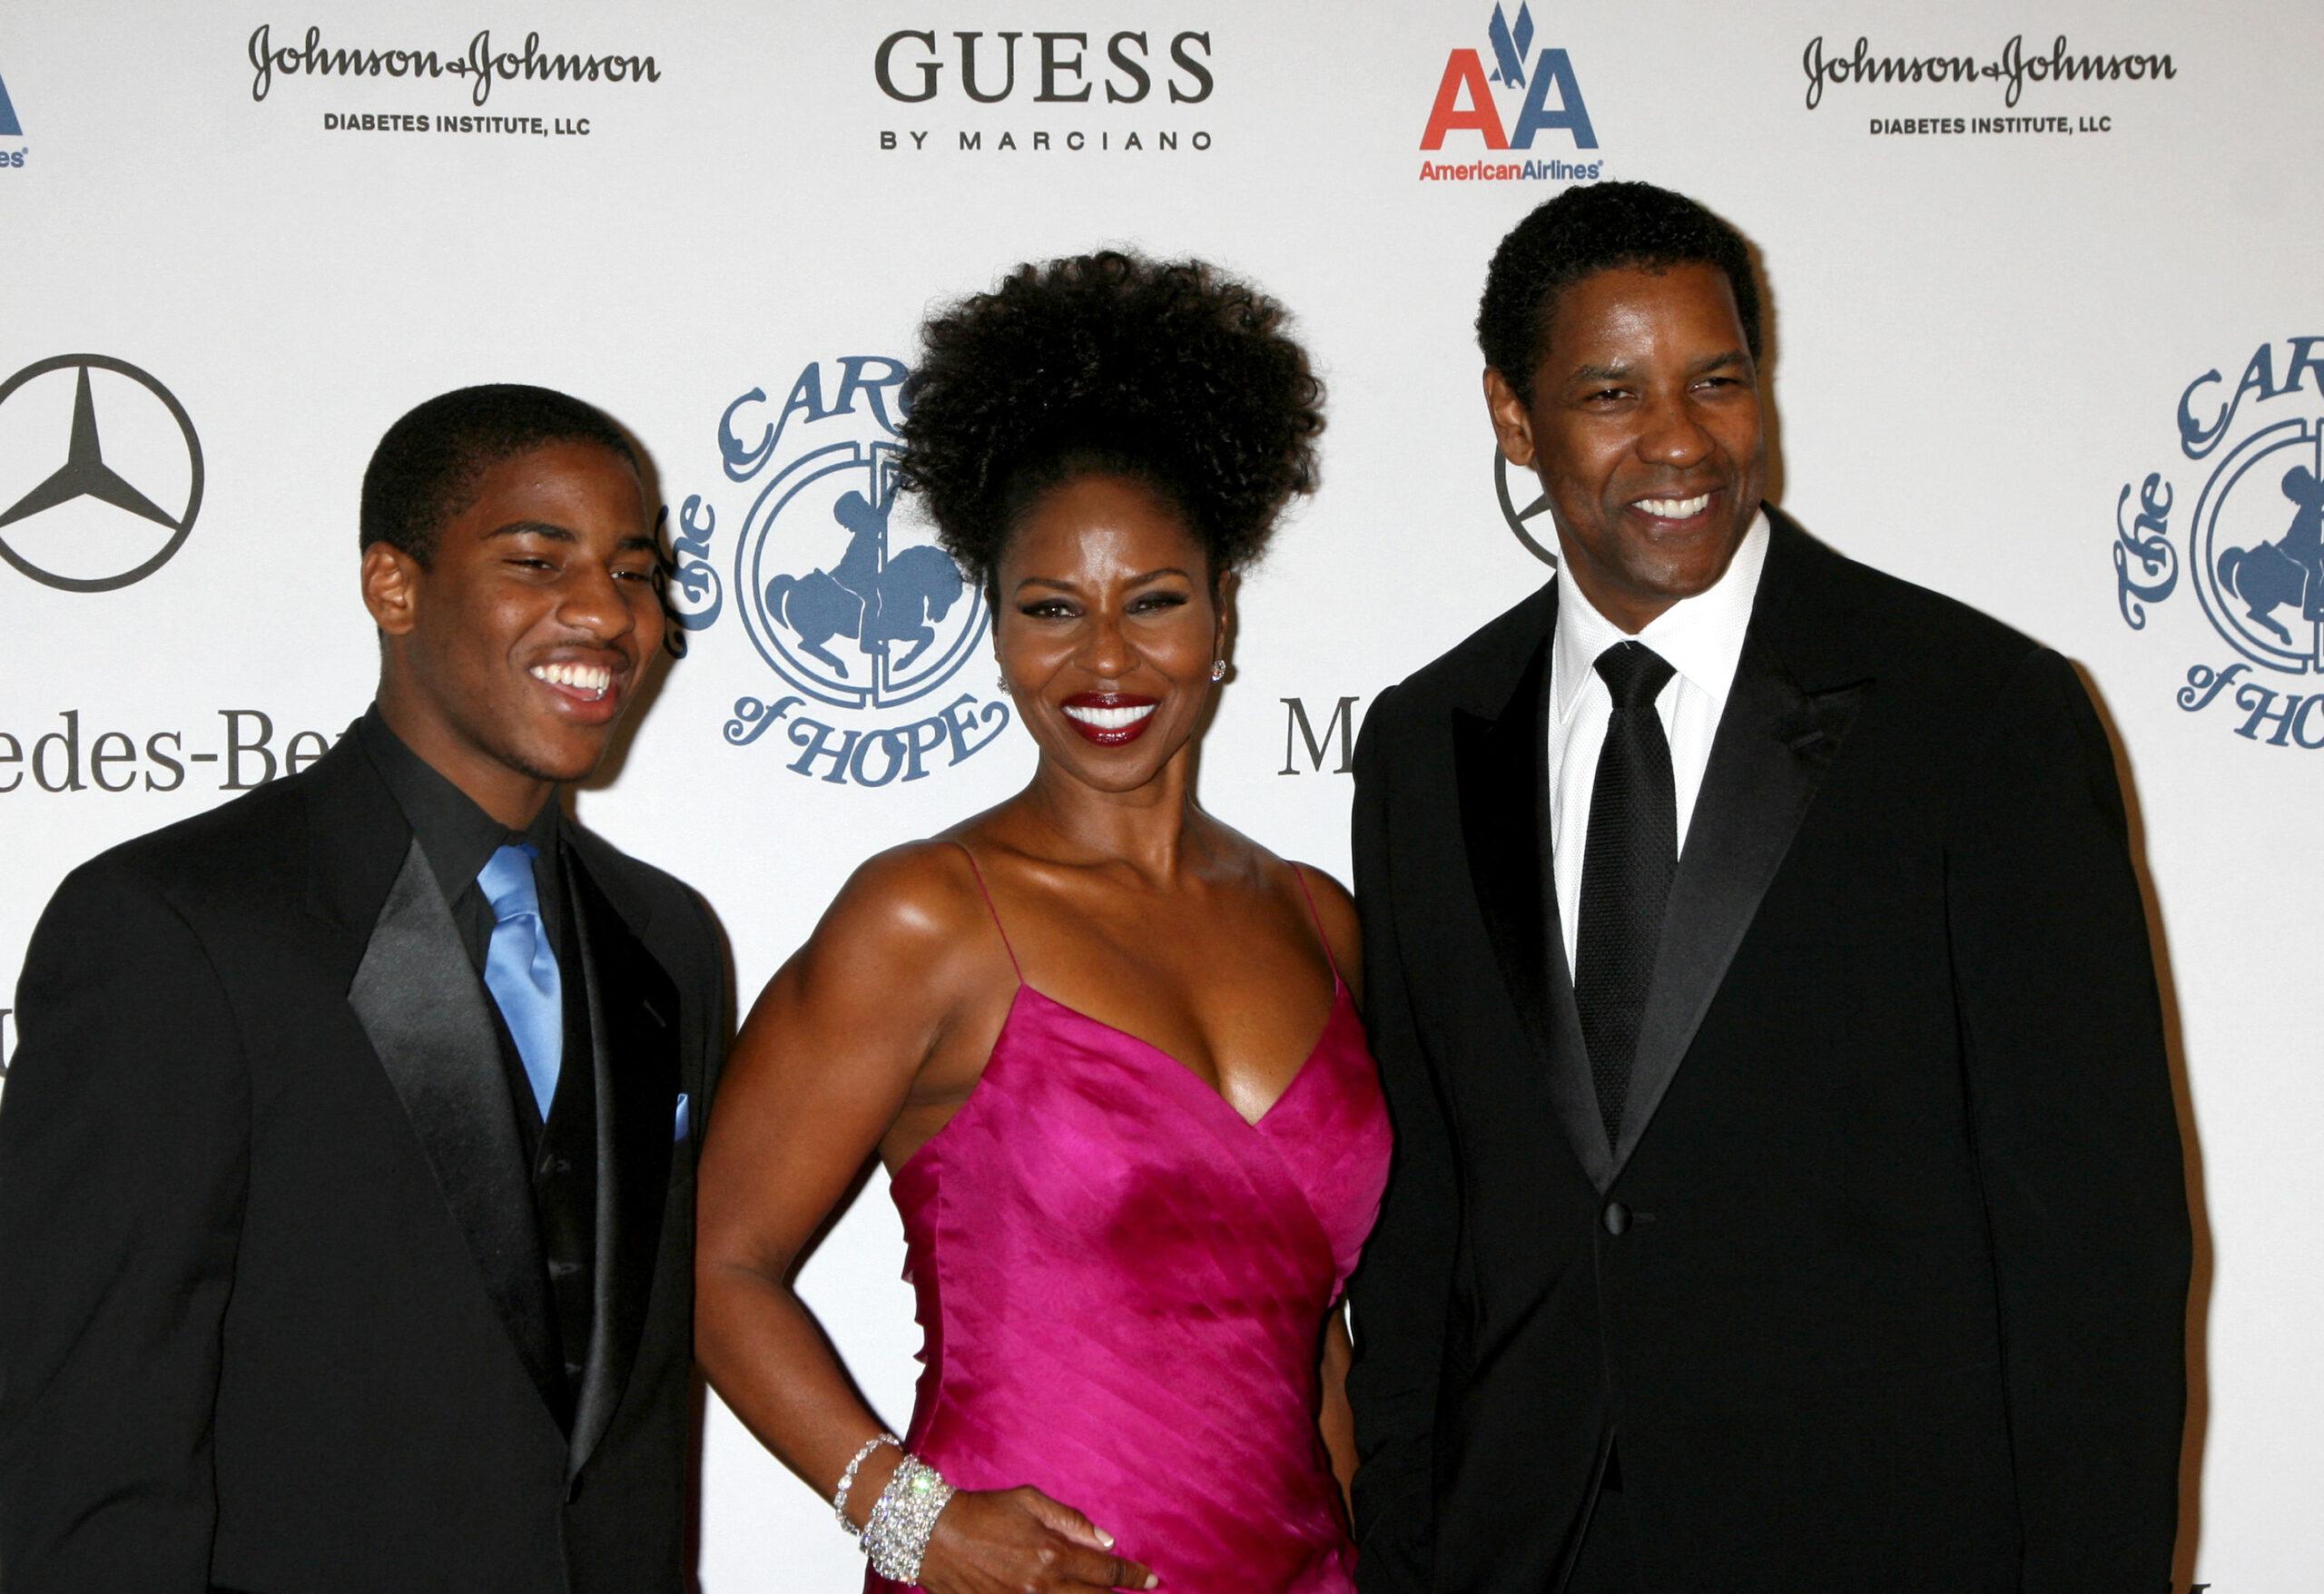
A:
1 3 2312 1588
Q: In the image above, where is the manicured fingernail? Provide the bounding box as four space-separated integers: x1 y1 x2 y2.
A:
1144 1577 1159 1589
1097 1529 1116 1549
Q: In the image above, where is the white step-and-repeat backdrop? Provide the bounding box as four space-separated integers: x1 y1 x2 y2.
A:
2 3 2314 1588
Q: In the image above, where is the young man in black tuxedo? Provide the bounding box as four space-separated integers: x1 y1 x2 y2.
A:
1345 182 2190 1593
0 386 727 1592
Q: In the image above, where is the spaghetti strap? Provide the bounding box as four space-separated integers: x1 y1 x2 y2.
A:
1287 863 1343 984
950 841 1024 985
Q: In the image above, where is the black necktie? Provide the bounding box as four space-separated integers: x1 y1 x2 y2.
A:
1573 641 1678 1152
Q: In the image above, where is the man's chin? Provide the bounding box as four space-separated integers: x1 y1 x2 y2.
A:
508 736 615 790
1647 524 1752 598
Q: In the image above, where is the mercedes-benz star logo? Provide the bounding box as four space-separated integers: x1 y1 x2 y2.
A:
0 355 204 592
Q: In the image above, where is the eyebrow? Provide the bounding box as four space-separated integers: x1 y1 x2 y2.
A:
1012 566 1194 595
484 520 658 555
1562 350 1750 386
484 519 575 543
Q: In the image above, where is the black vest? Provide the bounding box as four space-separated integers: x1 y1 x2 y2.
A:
496 880 598 1432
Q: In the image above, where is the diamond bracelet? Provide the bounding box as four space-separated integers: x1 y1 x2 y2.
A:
860 1452 956 1585
832 1431 901 1537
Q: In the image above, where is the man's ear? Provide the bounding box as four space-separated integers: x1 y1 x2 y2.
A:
1483 367 1538 470
360 543 422 637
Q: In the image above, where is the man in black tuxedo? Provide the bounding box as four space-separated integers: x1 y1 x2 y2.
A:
0 386 727 1592
1345 182 2189 1592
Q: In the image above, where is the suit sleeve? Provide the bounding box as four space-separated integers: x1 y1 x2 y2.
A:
0 860 250 1592
1944 647 2191 1594
683 882 734 1115
1345 687 1457 1593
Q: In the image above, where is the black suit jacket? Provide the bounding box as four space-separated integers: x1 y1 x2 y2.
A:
0 733 726 1593
1346 513 2189 1594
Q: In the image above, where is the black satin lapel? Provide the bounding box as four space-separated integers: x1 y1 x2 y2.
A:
348 839 562 1415
1611 639 1868 1175
1453 639 1614 1190
563 857 679 1479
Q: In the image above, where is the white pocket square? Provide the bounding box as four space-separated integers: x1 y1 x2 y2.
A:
673 1093 691 1142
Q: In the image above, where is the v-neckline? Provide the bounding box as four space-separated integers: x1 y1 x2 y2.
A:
1015 976 1347 1132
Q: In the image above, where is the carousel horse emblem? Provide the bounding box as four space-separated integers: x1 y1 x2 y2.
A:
2215 465 2324 648
763 486 966 678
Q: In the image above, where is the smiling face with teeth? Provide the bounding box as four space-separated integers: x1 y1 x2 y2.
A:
995 472 1226 797
362 439 665 827
1485 261 1767 634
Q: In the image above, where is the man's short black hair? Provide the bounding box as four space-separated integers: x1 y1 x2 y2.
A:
1477 180 1763 405
359 384 639 566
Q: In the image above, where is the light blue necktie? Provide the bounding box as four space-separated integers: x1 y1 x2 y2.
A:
478 842 562 1118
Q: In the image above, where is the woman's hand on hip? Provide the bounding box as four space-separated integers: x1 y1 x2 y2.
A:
916 1485 1157 1591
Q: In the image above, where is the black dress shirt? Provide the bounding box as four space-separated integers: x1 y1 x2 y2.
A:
352 705 564 972
354 705 566 1162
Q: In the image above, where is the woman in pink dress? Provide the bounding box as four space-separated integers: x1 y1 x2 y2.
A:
698 251 1390 1592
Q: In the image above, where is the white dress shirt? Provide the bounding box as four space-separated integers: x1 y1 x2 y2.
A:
1546 510 1771 973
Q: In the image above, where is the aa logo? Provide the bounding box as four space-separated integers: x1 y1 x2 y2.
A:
671 357 1011 787
2112 336 2324 749
0 64 25 139
1423 4 1598 152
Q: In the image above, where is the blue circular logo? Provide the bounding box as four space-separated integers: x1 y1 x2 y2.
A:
736 438 986 709
2112 339 2324 749
2190 418 2321 675
672 358 1013 786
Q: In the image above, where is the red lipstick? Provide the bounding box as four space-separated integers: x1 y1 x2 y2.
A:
1059 692 1160 746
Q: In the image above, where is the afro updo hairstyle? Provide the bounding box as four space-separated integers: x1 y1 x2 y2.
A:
1477 181 1762 407
895 250 1324 598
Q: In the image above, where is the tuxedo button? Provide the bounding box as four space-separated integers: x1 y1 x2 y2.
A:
548 1258 580 1279
547 1156 575 1176
1601 1201 1630 1236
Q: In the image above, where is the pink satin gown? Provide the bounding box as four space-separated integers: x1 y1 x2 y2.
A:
870 852 1392 1591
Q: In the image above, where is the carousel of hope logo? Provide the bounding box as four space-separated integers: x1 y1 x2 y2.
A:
669 357 1011 785
2112 335 2324 749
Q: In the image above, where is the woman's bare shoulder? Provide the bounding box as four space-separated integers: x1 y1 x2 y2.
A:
1285 859 1355 918
805 838 990 965
1285 859 1362 1001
